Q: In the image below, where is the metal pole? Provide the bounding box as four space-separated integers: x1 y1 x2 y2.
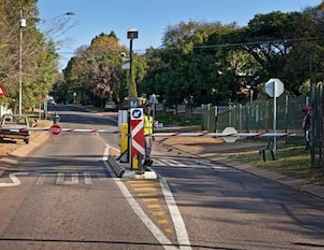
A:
19 10 23 116
273 82 277 152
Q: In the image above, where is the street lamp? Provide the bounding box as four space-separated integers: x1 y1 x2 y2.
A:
18 10 26 116
127 28 138 103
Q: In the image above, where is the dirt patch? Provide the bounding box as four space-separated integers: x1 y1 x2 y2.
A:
158 136 265 155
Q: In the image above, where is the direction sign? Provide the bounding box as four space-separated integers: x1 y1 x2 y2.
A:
130 108 145 170
265 79 284 98
131 108 144 120
50 124 62 136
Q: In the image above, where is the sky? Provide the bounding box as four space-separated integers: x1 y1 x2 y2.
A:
38 0 322 68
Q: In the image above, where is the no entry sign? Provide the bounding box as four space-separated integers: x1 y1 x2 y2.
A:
130 108 145 159
50 124 62 136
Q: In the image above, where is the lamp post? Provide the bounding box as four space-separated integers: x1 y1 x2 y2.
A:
18 11 26 116
127 28 138 101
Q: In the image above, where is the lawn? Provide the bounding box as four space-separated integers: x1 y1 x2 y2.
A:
231 145 324 186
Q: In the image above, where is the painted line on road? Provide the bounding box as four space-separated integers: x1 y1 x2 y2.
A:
102 144 178 250
84 172 92 185
160 177 192 250
0 172 29 188
36 175 45 185
56 173 64 185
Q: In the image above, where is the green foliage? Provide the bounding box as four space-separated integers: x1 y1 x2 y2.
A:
0 0 59 112
57 32 147 107
142 3 324 107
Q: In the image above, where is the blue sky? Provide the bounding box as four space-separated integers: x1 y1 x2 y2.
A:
38 0 322 68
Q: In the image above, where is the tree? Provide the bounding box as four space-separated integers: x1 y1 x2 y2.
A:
59 31 147 107
0 0 60 112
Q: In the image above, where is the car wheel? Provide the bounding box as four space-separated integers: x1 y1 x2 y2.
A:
24 139 29 144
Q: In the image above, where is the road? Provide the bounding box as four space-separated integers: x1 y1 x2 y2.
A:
0 105 323 250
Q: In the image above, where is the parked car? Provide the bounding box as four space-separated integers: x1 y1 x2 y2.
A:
0 115 31 144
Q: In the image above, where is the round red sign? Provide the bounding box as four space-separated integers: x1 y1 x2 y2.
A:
50 124 62 136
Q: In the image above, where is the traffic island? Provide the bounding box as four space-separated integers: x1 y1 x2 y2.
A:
107 156 158 180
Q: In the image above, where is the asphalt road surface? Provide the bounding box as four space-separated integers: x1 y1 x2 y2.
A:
0 105 324 250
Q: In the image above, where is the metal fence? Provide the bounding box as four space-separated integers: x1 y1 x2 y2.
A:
202 95 308 134
311 83 324 168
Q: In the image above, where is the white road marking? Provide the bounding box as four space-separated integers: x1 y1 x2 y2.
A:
84 172 92 185
154 159 166 166
56 173 64 185
71 173 79 184
167 159 186 167
56 173 79 185
0 172 29 188
160 178 192 250
36 175 45 185
1 158 19 165
157 159 173 166
102 145 178 250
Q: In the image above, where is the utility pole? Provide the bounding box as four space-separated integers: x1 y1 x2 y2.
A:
19 11 26 116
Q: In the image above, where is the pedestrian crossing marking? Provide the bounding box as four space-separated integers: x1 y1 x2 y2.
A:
35 172 108 185
56 173 64 185
153 158 229 170
84 172 92 185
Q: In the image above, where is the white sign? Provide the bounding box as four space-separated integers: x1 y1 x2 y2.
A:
265 79 284 98
122 62 130 70
149 94 158 105
130 108 143 120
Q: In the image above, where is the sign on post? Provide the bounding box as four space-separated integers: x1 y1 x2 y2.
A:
265 79 284 98
130 108 145 171
50 124 62 136
265 78 285 153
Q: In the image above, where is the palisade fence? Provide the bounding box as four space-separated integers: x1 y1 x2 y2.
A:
202 95 308 134
311 83 324 168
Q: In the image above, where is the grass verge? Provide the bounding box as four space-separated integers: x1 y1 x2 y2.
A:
230 146 324 186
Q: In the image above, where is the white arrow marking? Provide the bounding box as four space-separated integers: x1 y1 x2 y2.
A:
0 172 29 188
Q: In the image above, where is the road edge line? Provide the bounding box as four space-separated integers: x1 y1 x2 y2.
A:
160 178 192 250
102 144 178 250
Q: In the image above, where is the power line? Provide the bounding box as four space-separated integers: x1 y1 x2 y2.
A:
193 37 323 50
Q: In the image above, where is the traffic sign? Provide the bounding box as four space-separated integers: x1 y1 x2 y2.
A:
131 108 144 120
130 108 144 170
50 124 62 136
265 79 284 98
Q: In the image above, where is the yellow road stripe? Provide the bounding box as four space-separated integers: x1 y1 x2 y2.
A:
158 219 169 225
136 193 158 198
152 211 166 216
142 198 160 203
129 183 159 188
133 187 158 192
127 181 157 185
147 204 161 209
